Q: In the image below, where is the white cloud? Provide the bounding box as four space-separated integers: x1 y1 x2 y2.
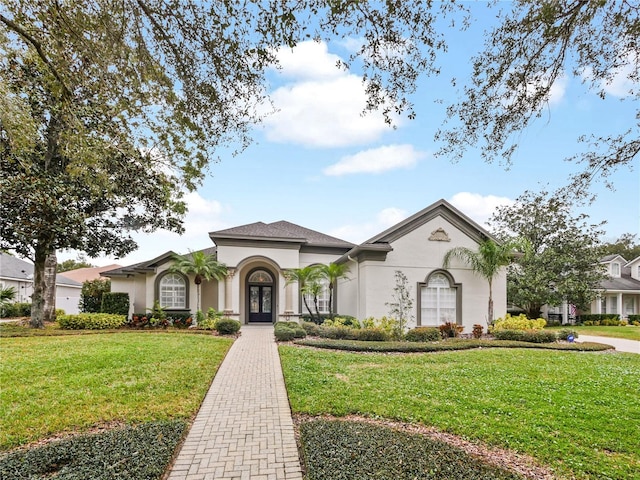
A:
582 53 638 99
274 41 344 80
262 41 394 148
329 207 408 244
324 144 427 176
448 192 514 228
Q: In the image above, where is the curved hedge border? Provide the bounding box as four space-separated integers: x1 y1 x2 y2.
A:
293 338 613 353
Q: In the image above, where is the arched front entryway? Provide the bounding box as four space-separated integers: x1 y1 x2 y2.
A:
246 268 275 323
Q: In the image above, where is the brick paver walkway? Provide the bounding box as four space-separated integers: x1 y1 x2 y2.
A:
167 325 303 480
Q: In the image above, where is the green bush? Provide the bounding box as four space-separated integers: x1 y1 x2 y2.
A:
580 314 620 323
274 325 296 341
405 327 441 342
54 308 65 319
601 317 621 326
360 316 403 339
293 327 307 339
58 313 127 330
557 328 579 340
1 301 33 318
491 313 546 332
493 329 558 343
215 318 241 334
351 328 390 342
628 314 640 322
197 317 217 330
79 278 110 313
322 316 360 328
318 325 353 340
0 421 186 480
300 321 321 336
101 292 129 315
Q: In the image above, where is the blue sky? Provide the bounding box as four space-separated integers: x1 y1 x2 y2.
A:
62 7 638 267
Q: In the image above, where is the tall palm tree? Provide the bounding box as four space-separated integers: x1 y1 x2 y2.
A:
443 238 524 325
170 250 227 314
284 265 322 321
317 262 350 318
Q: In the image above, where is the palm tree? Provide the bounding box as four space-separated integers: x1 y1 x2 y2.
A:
317 263 350 318
170 250 227 315
443 238 524 325
284 265 322 322
0 286 17 314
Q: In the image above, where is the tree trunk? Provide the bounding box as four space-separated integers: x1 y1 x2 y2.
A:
31 244 53 328
328 284 334 319
43 250 57 322
487 280 494 327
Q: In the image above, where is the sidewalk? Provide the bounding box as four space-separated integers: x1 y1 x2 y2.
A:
166 325 304 480
576 335 640 354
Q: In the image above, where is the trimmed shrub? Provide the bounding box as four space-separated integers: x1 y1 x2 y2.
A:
351 328 390 342
300 321 321 336
628 314 640 322
215 318 241 334
491 313 546 332
54 308 65 319
557 328 579 341
580 314 620 323
493 329 557 343
360 316 403 339
58 313 126 330
405 327 441 342
197 317 217 330
100 292 129 316
275 321 300 329
1 301 33 318
292 327 307 339
318 325 353 340
79 278 110 313
322 316 360 328
274 325 296 341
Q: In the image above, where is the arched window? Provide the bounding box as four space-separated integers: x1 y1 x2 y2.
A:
248 270 273 283
159 273 187 309
420 272 458 325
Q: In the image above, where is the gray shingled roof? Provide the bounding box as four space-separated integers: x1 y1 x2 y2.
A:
0 253 81 287
101 247 220 277
210 221 354 248
600 265 640 292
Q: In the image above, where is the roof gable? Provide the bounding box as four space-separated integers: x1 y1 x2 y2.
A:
364 199 496 246
0 253 81 286
600 254 627 264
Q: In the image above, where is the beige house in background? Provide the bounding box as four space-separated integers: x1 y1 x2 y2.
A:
103 199 507 332
590 254 640 319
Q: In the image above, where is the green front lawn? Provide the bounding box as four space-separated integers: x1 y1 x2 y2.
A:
547 325 640 341
280 346 640 480
0 332 232 450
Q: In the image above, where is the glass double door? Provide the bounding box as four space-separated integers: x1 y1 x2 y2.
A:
249 285 273 323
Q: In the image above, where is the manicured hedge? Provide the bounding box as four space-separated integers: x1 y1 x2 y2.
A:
405 327 441 342
274 321 306 341
294 338 612 353
58 313 127 330
492 329 558 343
579 314 620 322
300 419 522 480
0 302 31 318
0 421 186 480
215 318 241 334
101 292 130 316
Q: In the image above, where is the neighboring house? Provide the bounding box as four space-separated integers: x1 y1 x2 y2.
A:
102 199 507 332
0 253 82 314
589 254 640 319
61 264 122 283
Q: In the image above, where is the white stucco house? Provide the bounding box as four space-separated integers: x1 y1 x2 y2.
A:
0 253 82 314
589 254 640 319
102 199 507 332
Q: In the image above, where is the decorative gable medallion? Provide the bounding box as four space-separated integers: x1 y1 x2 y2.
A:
429 228 450 242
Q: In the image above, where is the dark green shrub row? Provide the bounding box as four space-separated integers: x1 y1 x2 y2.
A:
492 329 558 343
628 314 640 322
579 314 620 322
300 313 357 325
215 318 241 334
300 321 321 336
405 327 441 342
0 421 186 480
0 302 31 318
129 312 192 329
58 313 127 330
583 318 624 326
300 419 522 480
293 338 612 353
101 292 130 316
275 321 306 341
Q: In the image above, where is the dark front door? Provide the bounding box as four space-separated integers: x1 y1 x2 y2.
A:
249 285 273 323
